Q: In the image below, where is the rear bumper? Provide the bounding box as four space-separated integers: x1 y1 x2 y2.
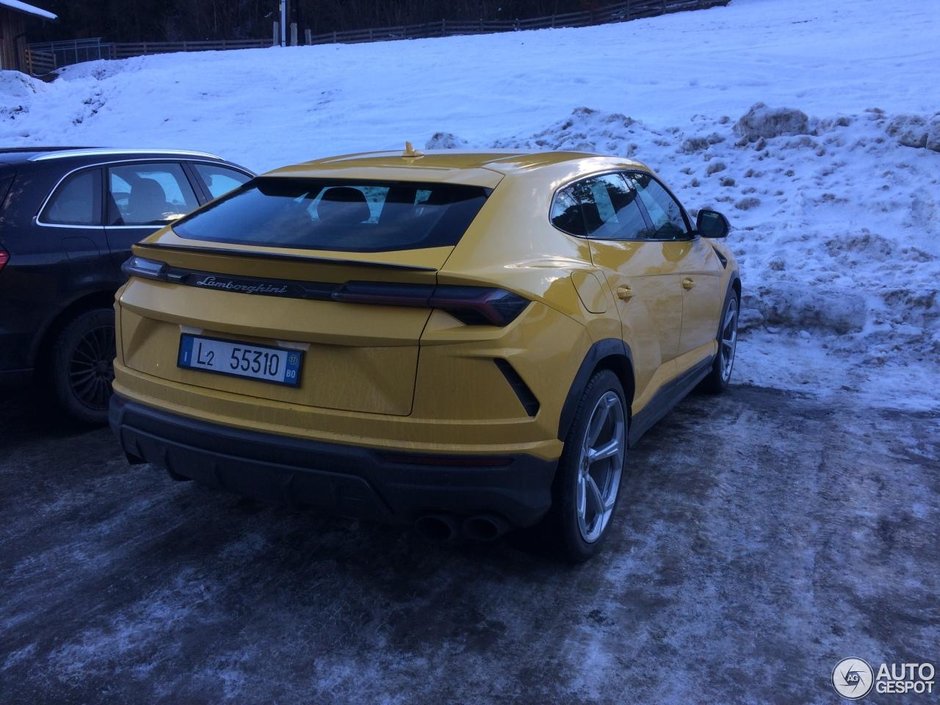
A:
109 394 557 527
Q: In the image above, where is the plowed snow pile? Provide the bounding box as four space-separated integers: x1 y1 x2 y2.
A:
2 0 937 409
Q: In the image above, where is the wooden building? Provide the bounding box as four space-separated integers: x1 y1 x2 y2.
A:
0 0 56 72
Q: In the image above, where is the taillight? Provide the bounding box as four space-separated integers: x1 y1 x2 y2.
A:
334 282 530 326
122 255 167 280
0 248 9 272
120 256 530 326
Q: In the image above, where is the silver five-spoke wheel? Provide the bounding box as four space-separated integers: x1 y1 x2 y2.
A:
719 295 738 384
549 369 627 562
576 390 626 543
700 291 739 394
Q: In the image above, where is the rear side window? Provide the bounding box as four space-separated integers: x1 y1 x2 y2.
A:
41 169 102 225
551 173 650 240
193 163 251 199
174 179 489 252
108 163 200 226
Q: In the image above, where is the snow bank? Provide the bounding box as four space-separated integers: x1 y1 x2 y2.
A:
733 103 810 142
0 71 44 121
484 102 940 370
887 113 940 152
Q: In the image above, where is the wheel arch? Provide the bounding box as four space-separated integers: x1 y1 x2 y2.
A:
32 290 116 372
557 338 635 442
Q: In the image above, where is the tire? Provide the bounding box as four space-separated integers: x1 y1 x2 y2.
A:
548 369 627 562
51 308 116 425
699 290 739 394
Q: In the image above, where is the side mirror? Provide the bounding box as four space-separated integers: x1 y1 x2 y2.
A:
696 209 730 239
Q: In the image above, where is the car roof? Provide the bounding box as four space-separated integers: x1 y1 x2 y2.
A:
265 149 648 188
0 147 87 164
0 147 227 165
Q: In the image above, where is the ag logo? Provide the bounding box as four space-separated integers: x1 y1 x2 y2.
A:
832 658 874 699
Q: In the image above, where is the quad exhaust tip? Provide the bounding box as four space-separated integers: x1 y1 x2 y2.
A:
415 514 510 543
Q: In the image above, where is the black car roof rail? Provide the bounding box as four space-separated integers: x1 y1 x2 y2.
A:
29 148 224 162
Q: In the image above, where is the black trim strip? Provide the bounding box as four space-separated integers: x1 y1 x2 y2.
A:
124 256 528 326
628 356 712 446
557 339 632 441
136 243 438 272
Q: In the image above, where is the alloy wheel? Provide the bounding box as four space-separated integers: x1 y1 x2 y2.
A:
576 390 626 543
719 296 738 383
69 323 115 412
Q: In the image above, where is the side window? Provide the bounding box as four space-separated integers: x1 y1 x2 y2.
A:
551 173 650 240
192 163 251 200
550 187 586 236
628 172 690 240
108 163 199 226
41 169 102 226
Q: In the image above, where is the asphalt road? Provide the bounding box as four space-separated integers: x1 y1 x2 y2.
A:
0 384 937 705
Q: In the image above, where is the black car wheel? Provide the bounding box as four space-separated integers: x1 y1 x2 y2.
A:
52 308 115 424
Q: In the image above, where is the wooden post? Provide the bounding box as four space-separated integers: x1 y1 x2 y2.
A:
305 28 312 45
290 22 298 46
273 21 280 46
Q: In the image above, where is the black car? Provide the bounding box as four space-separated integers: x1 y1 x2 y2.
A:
0 147 253 423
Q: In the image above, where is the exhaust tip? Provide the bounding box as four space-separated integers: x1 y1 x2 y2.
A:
462 514 509 542
415 514 459 543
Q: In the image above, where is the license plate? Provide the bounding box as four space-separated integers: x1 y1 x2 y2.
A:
177 334 303 387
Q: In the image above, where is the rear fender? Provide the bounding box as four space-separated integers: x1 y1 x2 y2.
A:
557 338 634 441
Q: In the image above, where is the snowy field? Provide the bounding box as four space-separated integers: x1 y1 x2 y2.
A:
1 0 938 409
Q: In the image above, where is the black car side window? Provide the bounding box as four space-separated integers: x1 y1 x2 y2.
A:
41 169 103 226
192 163 251 200
551 173 650 240
627 172 690 240
108 163 200 226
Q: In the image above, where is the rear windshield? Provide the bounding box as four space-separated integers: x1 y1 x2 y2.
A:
173 178 489 252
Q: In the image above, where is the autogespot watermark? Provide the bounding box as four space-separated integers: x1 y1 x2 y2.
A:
832 658 935 699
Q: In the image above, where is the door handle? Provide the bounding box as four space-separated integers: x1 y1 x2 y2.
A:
616 286 633 301
682 278 695 290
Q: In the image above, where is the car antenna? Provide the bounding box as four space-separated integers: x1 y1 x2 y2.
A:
403 141 423 158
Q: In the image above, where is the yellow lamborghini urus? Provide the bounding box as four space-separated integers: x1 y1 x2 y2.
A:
110 149 740 561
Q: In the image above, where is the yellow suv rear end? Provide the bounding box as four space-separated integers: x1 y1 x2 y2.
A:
110 149 740 561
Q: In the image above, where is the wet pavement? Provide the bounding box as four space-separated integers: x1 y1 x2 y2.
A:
1 384 937 704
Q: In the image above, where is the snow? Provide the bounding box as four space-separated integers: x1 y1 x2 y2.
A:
1 0 937 410
0 0 56 21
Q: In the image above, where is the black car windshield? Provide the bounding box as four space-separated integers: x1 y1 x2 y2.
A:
173 178 489 252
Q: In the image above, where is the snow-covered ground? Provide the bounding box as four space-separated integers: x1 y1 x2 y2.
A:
2 0 938 409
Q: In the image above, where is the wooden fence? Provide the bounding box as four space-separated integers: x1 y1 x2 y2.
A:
307 0 727 45
25 38 271 74
26 0 728 75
